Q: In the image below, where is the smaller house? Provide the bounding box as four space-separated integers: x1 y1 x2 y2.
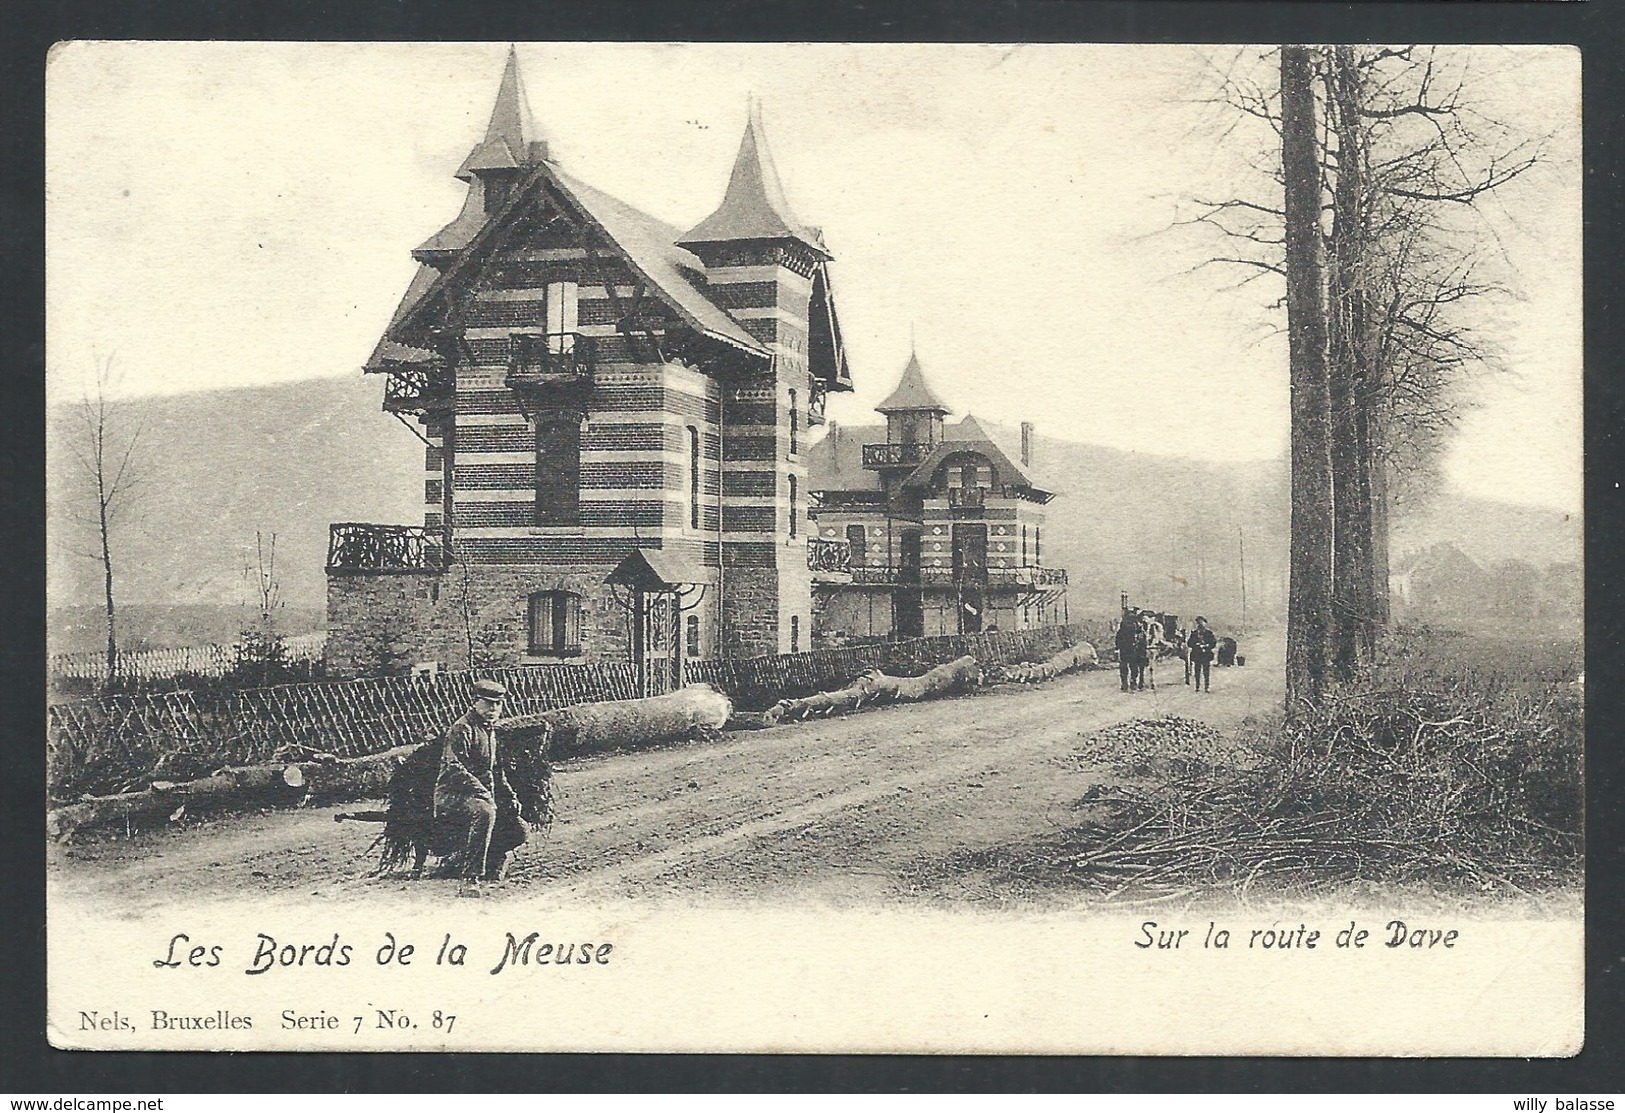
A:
805 352 1068 642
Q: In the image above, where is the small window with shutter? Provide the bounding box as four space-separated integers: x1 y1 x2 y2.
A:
528 591 583 656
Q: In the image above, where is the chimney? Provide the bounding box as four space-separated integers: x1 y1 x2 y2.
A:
1020 422 1034 467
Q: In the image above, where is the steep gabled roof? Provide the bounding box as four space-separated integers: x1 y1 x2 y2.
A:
876 353 950 415
364 263 442 371
677 103 830 258
551 165 768 356
900 414 1055 500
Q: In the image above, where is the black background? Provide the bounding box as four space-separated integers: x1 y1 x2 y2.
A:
4 0 1621 1094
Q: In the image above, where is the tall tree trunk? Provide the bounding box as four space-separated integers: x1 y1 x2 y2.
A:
1326 45 1375 678
100 491 117 689
1281 45 1335 712
1370 444 1393 625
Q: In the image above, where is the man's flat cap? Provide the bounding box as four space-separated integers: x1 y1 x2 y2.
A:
473 679 508 699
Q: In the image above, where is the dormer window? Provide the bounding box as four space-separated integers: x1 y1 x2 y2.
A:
944 453 994 491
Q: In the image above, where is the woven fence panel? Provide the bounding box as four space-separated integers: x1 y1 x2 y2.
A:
48 658 648 802
49 627 1091 801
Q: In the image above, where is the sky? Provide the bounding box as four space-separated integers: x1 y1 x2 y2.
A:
45 41 1582 512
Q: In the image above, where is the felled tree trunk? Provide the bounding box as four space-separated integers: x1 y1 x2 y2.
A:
765 655 981 723
46 744 426 840
498 683 732 755
1001 642 1098 684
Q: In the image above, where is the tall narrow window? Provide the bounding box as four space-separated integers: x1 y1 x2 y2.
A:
788 389 798 455
1021 525 1029 565
790 615 801 653
686 613 701 658
528 591 583 656
535 414 581 525
846 524 867 566
788 475 798 538
545 282 579 352
688 425 701 530
1035 526 1042 563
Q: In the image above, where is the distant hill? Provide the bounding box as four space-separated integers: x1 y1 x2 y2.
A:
47 375 422 650
46 376 1579 648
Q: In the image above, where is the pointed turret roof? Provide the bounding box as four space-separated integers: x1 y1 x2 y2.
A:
678 101 830 257
875 351 951 415
455 47 547 182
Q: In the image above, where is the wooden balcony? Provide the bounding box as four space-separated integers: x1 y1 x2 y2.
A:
327 523 446 575
840 565 1068 589
382 364 452 416
807 537 852 582
862 442 932 469
505 332 596 390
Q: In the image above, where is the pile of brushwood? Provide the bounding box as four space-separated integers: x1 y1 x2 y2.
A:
1060 677 1581 902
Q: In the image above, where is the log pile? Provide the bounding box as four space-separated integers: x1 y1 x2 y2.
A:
763 655 981 724
997 642 1099 685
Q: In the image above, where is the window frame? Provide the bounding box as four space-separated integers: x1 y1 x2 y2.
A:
527 590 584 658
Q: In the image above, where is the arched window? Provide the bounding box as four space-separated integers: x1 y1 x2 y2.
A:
1022 524 1029 565
788 475 798 538
943 452 994 491
686 613 701 658
1035 526 1042 563
528 591 583 657
688 425 701 530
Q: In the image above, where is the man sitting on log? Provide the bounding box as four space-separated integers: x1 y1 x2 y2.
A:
435 678 518 883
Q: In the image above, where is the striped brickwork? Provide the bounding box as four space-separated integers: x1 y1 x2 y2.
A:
702 248 824 655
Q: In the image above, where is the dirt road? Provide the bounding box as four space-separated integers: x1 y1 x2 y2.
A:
50 636 1284 911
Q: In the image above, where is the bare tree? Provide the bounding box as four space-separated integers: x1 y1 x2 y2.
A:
1182 45 1541 690
67 355 145 688
1281 45 1335 710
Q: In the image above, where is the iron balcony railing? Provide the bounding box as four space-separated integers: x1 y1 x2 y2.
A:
947 487 986 509
506 332 596 388
861 442 932 469
807 537 852 574
327 523 446 575
844 565 1068 588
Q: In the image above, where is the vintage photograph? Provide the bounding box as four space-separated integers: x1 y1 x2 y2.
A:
44 42 1581 1055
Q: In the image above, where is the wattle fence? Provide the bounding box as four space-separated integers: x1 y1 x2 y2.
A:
48 624 1088 803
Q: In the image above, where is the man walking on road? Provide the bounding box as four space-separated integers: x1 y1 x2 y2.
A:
1114 612 1139 692
1188 616 1218 693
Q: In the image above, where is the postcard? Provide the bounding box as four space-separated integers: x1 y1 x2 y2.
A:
45 41 1582 1055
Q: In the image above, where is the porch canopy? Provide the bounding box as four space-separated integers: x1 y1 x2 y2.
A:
606 548 709 592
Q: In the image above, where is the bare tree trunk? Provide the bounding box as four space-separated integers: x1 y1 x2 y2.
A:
1326 45 1375 678
1281 45 1335 712
99 481 117 688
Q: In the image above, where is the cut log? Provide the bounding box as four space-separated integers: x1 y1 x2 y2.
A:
497 683 732 756
765 656 980 723
46 743 425 841
1001 641 1098 684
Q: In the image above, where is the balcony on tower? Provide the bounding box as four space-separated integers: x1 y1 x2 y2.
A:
861 441 932 470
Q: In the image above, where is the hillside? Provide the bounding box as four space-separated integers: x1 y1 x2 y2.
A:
46 375 1579 647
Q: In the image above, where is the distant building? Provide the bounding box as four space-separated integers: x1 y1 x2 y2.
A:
325 52 852 680
804 353 1068 641
1390 541 1484 618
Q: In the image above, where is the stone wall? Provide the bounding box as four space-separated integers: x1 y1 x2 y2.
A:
326 563 723 678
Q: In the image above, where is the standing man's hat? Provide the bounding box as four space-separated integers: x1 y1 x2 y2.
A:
473 679 508 700
1195 616 1208 623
